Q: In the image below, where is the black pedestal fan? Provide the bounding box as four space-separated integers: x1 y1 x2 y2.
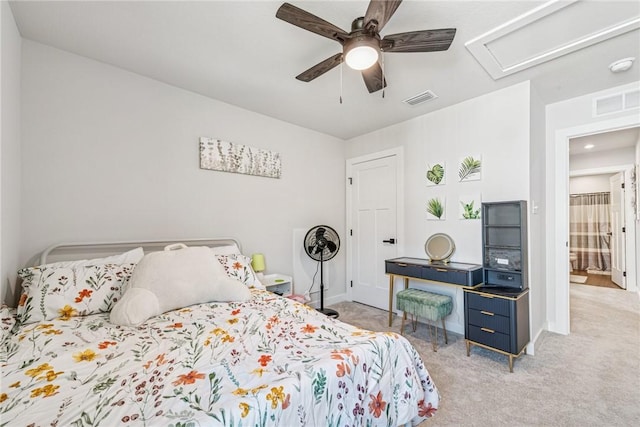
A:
304 225 340 318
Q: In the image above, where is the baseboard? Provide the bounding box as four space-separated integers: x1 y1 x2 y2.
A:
308 292 347 309
527 327 546 356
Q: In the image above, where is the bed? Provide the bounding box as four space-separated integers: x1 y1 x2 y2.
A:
0 238 439 426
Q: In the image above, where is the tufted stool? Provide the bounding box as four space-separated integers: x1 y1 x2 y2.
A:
396 288 453 351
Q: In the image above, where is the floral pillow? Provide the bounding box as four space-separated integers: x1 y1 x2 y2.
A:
46 247 144 268
215 254 265 289
1 304 17 343
16 263 136 325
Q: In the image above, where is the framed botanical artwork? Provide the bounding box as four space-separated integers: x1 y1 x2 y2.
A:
426 161 446 186
459 194 482 219
199 137 281 179
458 155 482 182
427 196 446 220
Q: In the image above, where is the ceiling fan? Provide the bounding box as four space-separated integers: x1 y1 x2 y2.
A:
276 0 456 93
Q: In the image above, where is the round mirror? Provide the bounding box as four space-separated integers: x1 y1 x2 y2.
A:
425 233 455 263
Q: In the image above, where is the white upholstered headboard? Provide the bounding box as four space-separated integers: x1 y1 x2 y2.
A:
39 237 242 265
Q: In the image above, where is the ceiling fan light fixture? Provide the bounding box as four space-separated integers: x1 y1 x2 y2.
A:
344 37 379 70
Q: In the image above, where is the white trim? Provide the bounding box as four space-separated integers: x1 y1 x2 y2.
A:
570 164 634 177
549 116 640 335
308 292 346 309
466 0 640 80
345 147 405 302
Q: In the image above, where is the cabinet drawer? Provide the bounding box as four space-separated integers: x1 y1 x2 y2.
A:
485 270 522 288
422 266 467 285
466 292 510 316
467 309 510 334
385 261 421 277
467 325 510 353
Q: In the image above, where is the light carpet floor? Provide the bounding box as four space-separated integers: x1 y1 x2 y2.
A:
329 283 639 426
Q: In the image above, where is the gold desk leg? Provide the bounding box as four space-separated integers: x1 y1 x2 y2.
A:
388 276 410 328
388 275 394 327
465 340 471 357
509 355 514 373
441 317 448 344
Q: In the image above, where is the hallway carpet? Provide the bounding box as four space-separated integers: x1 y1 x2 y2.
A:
329 283 639 426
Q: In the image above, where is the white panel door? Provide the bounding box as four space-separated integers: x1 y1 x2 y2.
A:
350 155 398 309
609 172 626 288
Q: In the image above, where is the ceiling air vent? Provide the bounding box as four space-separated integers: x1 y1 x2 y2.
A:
403 90 438 106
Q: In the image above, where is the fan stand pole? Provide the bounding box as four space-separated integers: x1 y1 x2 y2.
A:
317 250 339 319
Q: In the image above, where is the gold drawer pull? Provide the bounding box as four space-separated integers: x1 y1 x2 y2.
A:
435 268 448 272
481 327 495 334
480 310 494 316
397 263 408 267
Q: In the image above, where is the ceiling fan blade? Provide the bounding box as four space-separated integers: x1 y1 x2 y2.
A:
364 0 403 32
361 62 386 93
296 53 343 82
276 3 349 43
382 28 456 53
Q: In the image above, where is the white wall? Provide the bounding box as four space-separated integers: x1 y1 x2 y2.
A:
546 81 640 334
569 174 614 194
528 84 546 344
1 1 22 305
346 82 532 336
18 41 346 306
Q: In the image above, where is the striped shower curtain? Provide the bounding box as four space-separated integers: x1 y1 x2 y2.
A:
569 192 611 273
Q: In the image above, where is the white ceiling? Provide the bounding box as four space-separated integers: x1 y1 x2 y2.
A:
8 0 640 140
569 126 639 156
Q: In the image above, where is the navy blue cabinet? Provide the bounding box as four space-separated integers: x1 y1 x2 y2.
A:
482 201 528 291
464 288 530 372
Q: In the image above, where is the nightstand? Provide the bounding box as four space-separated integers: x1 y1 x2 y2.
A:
464 287 530 372
262 274 293 297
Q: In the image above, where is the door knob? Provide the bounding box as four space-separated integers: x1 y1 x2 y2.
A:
383 238 396 244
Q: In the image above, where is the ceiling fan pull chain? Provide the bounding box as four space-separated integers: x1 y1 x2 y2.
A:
340 62 343 104
382 51 385 99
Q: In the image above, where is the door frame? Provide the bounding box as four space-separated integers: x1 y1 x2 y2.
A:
345 147 405 302
550 115 639 335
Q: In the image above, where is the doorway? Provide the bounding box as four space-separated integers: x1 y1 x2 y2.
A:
553 119 639 334
568 168 631 289
346 148 404 310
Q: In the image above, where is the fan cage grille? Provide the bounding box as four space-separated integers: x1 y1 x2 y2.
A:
304 226 340 261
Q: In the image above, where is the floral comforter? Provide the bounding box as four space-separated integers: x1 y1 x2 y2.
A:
1 290 439 426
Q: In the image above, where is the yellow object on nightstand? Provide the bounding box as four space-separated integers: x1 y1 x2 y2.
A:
262 274 293 297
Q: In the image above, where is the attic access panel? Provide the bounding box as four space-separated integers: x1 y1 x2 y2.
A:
466 0 640 79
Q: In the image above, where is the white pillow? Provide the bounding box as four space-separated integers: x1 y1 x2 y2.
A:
110 244 250 326
209 244 241 255
48 247 144 268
